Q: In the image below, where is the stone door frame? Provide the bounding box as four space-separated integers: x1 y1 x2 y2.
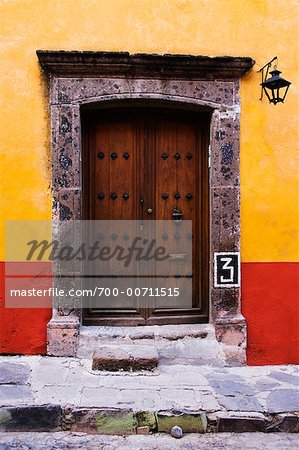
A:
37 51 254 362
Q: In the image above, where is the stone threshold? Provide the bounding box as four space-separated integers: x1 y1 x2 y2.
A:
79 323 213 341
0 405 298 434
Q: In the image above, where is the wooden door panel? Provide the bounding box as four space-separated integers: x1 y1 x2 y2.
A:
83 108 209 325
145 112 203 322
84 112 146 324
93 117 139 221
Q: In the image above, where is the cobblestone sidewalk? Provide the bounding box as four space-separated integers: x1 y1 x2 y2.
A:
0 432 298 450
0 356 298 435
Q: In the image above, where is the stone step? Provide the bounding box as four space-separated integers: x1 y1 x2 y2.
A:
92 345 159 371
78 324 239 367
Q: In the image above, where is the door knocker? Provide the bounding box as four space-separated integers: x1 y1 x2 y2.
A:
172 205 183 223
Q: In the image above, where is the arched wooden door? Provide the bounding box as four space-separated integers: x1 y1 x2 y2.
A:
83 107 209 325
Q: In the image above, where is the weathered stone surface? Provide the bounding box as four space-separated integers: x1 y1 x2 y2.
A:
136 411 157 431
67 408 97 433
267 389 299 413
79 324 213 343
200 392 222 412
0 362 30 385
0 405 61 431
51 105 81 190
38 52 254 81
255 379 280 390
0 431 298 449
0 385 33 405
221 344 247 367
95 411 137 435
211 289 240 320
31 358 70 387
218 395 264 412
217 415 266 432
210 379 255 396
136 426 150 435
158 388 199 410
35 385 81 405
92 345 159 371
215 323 245 346
157 412 207 433
78 324 234 367
211 186 241 251
71 408 137 435
211 113 240 188
266 414 299 433
158 338 222 366
47 316 79 357
52 77 240 107
0 355 298 434
270 371 299 386
80 387 121 408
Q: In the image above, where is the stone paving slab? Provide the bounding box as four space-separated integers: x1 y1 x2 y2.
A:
0 362 30 385
0 356 298 434
0 432 298 449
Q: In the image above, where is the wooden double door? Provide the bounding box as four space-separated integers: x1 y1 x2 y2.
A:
83 107 209 325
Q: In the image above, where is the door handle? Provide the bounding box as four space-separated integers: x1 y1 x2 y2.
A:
147 208 153 214
140 197 144 230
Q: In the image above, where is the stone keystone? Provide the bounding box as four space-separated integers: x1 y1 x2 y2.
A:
92 345 159 371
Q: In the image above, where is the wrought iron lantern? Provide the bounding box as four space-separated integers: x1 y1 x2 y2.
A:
259 57 291 105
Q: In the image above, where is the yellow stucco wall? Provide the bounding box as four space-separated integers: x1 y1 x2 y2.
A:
0 0 298 262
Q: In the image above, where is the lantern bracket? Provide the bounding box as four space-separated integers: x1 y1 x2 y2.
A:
258 56 278 101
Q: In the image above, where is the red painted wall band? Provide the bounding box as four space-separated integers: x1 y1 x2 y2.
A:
242 262 299 365
1 261 298 363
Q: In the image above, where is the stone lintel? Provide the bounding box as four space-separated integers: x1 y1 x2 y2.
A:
37 51 255 79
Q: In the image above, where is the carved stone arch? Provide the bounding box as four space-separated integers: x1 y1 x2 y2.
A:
80 94 215 111
37 51 254 364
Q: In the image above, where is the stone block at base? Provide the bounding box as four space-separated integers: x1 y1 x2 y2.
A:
92 345 159 371
136 411 157 431
217 414 267 432
0 405 62 431
70 408 137 435
157 412 207 433
266 414 299 433
47 316 79 356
